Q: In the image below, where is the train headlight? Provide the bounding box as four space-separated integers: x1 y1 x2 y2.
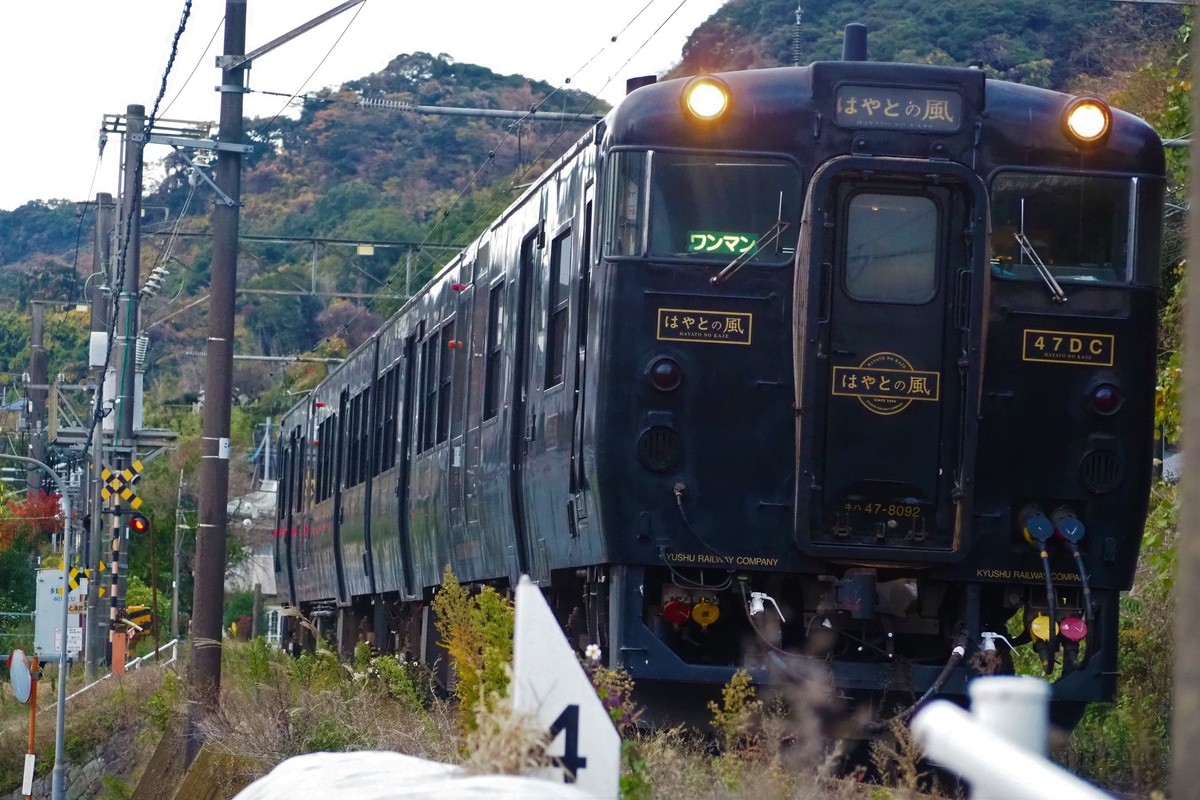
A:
1063 98 1111 147
683 77 730 121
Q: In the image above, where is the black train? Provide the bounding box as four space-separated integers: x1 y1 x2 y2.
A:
274 25 1163 726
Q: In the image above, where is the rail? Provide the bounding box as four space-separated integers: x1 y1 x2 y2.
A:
41 638 179 713
0 610 34 638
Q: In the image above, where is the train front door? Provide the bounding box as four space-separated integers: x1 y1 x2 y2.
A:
796 157 987 561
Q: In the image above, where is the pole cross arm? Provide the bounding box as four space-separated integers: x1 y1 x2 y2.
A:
218 0 366 71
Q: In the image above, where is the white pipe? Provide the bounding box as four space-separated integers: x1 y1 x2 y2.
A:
912 701 1113 800
970 675 1050 757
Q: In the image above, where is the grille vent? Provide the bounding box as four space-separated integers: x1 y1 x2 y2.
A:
1080 449 1122 494
637 426 682 472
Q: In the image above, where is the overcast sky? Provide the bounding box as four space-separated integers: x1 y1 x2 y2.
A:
0 0 728 211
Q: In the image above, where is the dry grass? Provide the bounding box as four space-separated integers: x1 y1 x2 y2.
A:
0 660 172 793
460 690 551 776
0 637 965 799
192 641 460 785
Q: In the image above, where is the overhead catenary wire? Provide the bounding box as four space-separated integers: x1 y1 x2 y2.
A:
250 0 367 141
159 17 224 120
191 0 701 358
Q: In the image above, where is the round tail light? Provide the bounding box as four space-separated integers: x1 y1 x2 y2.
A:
1090 383 1122 415
647 357 683 392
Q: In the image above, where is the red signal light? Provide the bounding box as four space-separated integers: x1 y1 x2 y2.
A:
129 513 150 534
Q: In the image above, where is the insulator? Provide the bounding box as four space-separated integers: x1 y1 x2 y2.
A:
135 333 149 367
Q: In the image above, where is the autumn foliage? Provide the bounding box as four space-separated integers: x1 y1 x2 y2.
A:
0 489 62 551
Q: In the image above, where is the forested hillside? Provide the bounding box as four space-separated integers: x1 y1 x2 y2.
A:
0 0 1183 412
672 0 1182 88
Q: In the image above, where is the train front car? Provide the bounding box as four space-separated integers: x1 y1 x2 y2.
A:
968 83 1163 717
593 51 1162 722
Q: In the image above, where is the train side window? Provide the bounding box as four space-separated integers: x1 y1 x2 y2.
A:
483 282 506 420
420 335 438 451
385 366 399 468
546 229 573 389
437 321 455 443
316 418 329 502
358 385 371 483
295 434 306 512
373 367 392 475
843 193 938 304
989 172 1132 283
347 393 361 487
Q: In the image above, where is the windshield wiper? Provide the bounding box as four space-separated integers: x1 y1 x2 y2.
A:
709 221 790 286
1014 232 1067 304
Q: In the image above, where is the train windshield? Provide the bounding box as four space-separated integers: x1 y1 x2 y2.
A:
989 172 1134 283
603 150 801 263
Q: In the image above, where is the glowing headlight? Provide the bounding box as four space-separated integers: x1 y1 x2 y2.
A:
683 78 730 121
1064 98 1111 146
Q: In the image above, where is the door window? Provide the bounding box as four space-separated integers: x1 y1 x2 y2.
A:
844 193 938 304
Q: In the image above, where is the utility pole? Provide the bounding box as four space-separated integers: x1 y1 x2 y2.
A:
85 192 114 682
185 0 365 765
173 469 184 640
1172 23 1200 796
109 105 145 671
187 0 247 765
27 302 47 494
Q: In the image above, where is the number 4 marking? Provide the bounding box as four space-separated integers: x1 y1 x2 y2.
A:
549 704 588 782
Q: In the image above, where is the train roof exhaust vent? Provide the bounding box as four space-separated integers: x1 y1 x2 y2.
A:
842 23 868 62
626 75 657 95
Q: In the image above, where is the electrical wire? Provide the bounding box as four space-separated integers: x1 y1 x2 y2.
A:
1068 544 1094 621
69 153 106 303
1038 548 1058 674
80 0 193 484
663 562 733 592
866 632 969 733
248 0 699 357
159 17 224 120
249 1 367 141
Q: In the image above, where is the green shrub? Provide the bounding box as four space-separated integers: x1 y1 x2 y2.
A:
246 636 273 684
708 669 763 754
302 717 366 753
371 655 433 711
431 566 514 732
144 670 183 733
289 649 344 690
99 775 133 800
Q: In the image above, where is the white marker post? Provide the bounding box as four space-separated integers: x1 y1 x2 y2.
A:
513 576 620 799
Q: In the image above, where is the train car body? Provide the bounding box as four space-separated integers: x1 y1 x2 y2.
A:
274 31 1164 723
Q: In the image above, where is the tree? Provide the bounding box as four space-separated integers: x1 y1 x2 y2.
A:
0 489 62 551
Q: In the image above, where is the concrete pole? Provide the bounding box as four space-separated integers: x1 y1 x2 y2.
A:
1172 23 1200 795
27 302 47 494
85 192 113 682
107 105 145 663
173 469 183 640
187 0 246 765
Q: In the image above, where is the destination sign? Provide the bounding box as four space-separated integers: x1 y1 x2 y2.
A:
687 231 758 256
835 85 962 132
